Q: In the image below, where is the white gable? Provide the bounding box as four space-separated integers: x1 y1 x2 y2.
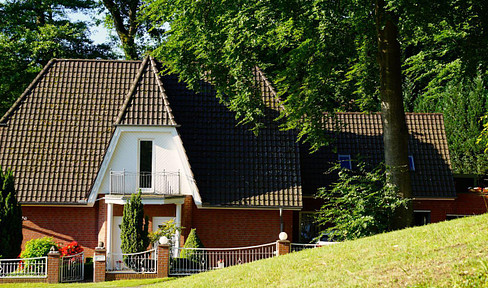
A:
87 126 201 206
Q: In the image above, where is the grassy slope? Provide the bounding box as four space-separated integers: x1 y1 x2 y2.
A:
1 214 488 288
158 214 488 288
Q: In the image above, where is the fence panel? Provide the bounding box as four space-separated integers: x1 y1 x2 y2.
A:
107 249 157 274
169 242 276 276
0 257 47 278
60 252 84 282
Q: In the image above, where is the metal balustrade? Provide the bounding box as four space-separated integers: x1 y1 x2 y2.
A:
0 257 47 278
107 249 157 273
169 242 277 276
110 171 180 195
60 252 84 282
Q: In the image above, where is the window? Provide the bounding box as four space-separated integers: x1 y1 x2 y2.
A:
408 155 415 171
414 210 431 226
299 212 321 243
139 140 153 189
338 154 352 169
446 214 470 220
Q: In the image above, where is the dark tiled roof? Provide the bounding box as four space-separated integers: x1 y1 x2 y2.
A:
300 113 456 198
0 58 175 204
162 73 302 208
0 58 302 207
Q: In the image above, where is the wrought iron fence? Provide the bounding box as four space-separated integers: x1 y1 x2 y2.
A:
290 243 318 253
110 171 180 195
60 252 84 282
107 249 157 274
169 242 277 276
0 257 47 278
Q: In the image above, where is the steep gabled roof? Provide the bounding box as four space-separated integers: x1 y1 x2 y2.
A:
300 112 456 198
0 58 302 208
162 73 302 208
0 58 176 204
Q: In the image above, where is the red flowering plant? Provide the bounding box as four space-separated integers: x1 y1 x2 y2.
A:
59 241 84 256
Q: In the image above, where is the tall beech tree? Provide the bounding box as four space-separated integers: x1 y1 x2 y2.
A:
100 0 165 60
143 0 472 228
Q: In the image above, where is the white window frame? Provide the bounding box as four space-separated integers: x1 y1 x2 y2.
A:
138 139 155 192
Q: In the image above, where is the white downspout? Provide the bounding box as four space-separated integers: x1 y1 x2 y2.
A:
175 204 182 256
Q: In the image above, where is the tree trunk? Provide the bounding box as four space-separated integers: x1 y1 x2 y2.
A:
102 0 139 60
375 0 413 229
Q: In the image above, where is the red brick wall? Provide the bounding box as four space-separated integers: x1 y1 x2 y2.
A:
190 205 294 247
414 192 488 223
22 204 99 257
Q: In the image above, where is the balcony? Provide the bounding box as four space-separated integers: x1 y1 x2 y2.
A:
109 171 180 195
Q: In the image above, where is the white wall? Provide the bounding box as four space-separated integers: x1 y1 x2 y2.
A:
97 127 194 196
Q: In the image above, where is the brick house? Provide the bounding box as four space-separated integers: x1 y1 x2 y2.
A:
0 58 484 257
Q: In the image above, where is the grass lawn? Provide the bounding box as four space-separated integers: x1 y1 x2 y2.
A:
2 213 488 287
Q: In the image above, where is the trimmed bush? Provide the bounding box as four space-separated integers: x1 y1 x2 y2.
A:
20 237 58 258
180 228 205 266
148 219 181 247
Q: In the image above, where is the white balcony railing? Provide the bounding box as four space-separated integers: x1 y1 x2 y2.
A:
109 171 180 195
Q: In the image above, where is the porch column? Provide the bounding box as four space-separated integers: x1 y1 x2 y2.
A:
106 202 113 269
175 204 182 251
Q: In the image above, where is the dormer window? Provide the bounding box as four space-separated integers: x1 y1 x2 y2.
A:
408 155 415 171
139 140 153 188
338 154 352 169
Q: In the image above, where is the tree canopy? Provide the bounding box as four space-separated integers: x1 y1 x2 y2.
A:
100 0 165 59
0 0 113 114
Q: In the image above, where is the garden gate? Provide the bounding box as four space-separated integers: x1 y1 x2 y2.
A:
59 252 84 282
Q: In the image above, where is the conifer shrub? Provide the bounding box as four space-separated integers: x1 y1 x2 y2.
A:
120 190 149 271
0 167 23 259
180 228 205 267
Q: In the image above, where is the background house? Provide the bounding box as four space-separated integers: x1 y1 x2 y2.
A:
295 113 487 242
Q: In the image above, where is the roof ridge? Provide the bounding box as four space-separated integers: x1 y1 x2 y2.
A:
255 67 286 111
149 56 177 126
331 112 444 116
0 59 56 124
114 57 150 125
55 58 143 63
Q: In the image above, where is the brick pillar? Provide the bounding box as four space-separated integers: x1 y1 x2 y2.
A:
276 240 290 256
93 246 106 282
47 248 60 284
157 244 170 278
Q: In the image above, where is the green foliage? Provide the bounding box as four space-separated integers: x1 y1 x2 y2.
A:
0 167 23 259
20 237 58 258
120 191 149 254
433 75 488 175
180 228 204 260
412 72 488 174
148 219 181 246
100 0 165 60
316 163 410 241
0 0 114 115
